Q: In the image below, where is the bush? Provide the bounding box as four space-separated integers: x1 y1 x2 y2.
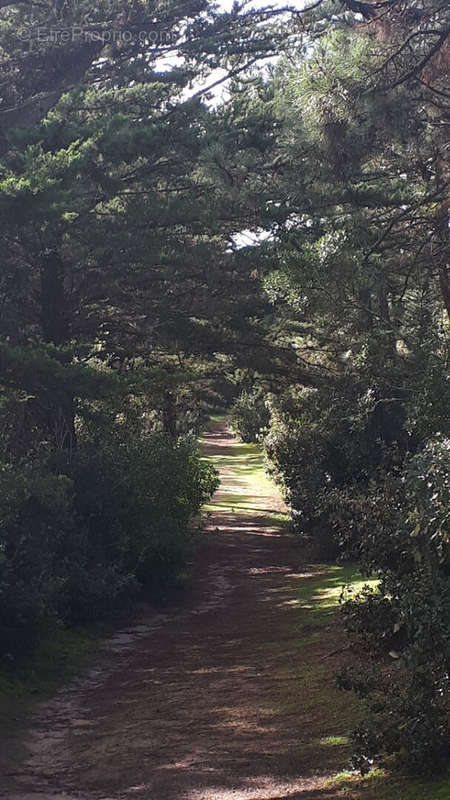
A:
63 430 219 621
230 389 270 443
265 369 450 774
264 382 401 557
0 416 219 661
337 438 450 775
0 466 75 658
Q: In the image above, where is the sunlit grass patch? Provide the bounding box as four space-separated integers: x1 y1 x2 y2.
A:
325 768 385 787
320 735 349 747
295 564 378 625
323 768 450 800
258 512 291 529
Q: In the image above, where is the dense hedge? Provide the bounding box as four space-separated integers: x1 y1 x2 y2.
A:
231 389 270 443
337 438 450 774
264 382 400 559
264 351 449 773
0 421 218 662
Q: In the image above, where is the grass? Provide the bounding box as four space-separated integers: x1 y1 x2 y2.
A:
202 419 450 799
0 626 100 763
320 735 350 747
0 627 98 697
285 564 368 765
324 769 450 799
295 566 450 800
201 419 289 523
294 563 379 625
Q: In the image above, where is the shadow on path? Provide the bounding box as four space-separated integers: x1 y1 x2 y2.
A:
1 419 355 800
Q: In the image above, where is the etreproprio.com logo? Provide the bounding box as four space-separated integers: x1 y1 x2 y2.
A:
19 26 177 46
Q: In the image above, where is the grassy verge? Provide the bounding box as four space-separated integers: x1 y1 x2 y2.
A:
325 768 450 799
203 419 450 798
0 626 100 765
277 564 371 779
297 565 450 800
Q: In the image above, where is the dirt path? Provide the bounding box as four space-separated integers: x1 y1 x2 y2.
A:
1 420 355 800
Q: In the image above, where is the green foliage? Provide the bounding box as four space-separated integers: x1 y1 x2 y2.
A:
0 0 285 672
0 411 218 661
0 466 74 658
266 345 449 769
0 0 449 785
337 438 450 775
259 15 450 773
264 372 409 555
231 389 270 443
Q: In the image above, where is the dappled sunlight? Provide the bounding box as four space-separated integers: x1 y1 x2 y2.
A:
201 419 288 522
248 566 288 576
3 418 369 800
2 0 448 793
184 773 343 800
203 514 287 536
319 735 349 748
291 565 379 620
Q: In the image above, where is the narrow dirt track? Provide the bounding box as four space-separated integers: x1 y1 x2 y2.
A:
1 421 350 800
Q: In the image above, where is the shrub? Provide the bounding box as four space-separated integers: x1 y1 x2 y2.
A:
265 373 450 774
230 389 270 443
0 465 75 659
338 437 450 774
63 430 219 621
264 383 401 556
0 416 219 661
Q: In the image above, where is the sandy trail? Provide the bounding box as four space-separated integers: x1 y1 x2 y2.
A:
0 420 347 800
